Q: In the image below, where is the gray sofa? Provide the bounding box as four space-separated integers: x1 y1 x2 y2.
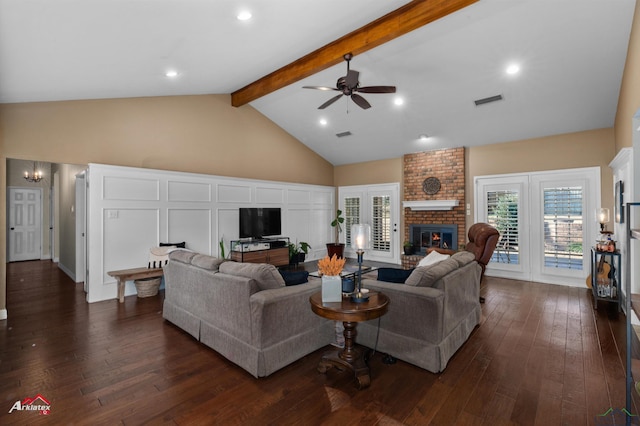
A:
162 250 334 378
358 251 482 373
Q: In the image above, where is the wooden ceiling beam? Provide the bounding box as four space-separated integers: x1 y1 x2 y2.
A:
231 0 478 107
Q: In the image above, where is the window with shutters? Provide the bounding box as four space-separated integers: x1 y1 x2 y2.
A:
543 186 583 270
344 197 360 247
487 190 519 265
371 195 391 252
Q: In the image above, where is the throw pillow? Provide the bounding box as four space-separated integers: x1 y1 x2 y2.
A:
219 262 285 290
417 250 450 267
279 270 309 286
377 268 414 283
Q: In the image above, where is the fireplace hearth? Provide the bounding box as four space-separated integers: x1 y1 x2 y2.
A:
409 224 458 255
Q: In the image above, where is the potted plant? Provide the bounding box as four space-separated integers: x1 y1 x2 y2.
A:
403 240 414 255
289 241 311 265
326 209 345 258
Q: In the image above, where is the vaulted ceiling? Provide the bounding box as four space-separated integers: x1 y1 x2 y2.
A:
0 0 636 165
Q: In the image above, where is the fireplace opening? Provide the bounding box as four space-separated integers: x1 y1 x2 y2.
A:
410 224 458 255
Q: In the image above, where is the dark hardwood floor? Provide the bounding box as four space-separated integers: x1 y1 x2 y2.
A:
0 260 636 425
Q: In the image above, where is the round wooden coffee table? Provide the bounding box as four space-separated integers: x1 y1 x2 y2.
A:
309 291 389 389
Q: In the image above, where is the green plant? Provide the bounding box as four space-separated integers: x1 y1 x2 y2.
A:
403 241 412 248
219 238 226 259
330 209 344 245
288 241 311 258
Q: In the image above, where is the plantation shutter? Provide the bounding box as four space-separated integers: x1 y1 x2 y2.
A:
344 197 360 247
543 186 583 270
486 190 519 265
371 195 391 252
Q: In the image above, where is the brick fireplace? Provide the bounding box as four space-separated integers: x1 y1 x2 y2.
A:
403 148 465 254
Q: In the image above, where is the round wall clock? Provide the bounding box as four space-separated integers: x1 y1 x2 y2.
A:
422 177 441 195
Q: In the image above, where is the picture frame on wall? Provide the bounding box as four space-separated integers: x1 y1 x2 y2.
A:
615 180 624 223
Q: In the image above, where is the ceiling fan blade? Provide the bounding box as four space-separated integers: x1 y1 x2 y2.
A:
351 93 371 109
303 86 339 91
356 86 397 94
346 70 359 88
318 94 343 109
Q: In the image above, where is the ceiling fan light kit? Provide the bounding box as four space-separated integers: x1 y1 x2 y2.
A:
303 53 396 110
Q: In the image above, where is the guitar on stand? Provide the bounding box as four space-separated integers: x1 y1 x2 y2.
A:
586 254 610 291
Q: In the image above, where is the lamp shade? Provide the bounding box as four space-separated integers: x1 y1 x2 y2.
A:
598 208 610 224
351 224 371 250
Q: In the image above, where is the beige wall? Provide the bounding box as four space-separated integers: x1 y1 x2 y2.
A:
334 158 403 187
615 0 640 152
1 95 333 185
467 128 616 225
0 94 334 314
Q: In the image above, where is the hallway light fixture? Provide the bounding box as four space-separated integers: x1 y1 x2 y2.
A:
24 162 43 183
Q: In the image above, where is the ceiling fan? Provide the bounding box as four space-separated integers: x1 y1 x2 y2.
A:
303 53 396 110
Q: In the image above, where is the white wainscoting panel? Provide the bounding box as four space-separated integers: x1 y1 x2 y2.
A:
167 181 211 203
256 187 284 204
287 189 311 204
87 163 334 303
168 209 211 254
103 176 159 201
103 208 159 282
217 184 252 203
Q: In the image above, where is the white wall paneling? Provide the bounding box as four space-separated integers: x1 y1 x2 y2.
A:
87 163 334 302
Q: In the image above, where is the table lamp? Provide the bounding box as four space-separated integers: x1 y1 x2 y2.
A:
350 223 371 303
598 207 610 232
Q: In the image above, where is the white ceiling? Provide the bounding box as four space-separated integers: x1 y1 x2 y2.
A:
0 0 636 166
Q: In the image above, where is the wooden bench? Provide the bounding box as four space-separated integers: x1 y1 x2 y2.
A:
107 267 164 303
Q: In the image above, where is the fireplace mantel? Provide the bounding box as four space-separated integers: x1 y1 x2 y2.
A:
403 200 460 211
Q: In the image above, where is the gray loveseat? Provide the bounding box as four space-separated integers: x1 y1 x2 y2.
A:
358 251 482 373
162 250 334 378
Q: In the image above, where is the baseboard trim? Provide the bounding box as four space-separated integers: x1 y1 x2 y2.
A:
57 262 77 282
0 309 7 320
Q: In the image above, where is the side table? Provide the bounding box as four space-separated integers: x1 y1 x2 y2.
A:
590 248 621 311
309 291 389 389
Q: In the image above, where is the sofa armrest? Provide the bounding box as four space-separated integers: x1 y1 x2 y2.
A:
436 262 482 336
249 280 329 348
361 279 445 343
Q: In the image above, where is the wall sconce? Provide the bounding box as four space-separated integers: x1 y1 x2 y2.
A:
350 223 371 303
598 207 610 232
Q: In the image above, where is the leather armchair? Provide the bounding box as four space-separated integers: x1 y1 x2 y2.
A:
464 222 499 279
428 222 499 279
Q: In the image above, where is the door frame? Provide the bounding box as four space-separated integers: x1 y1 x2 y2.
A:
338 183 400 264
7 186 43 262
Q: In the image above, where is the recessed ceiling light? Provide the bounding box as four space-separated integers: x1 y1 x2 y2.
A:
165 70 179 78
506 64 520 75
237 11 252 21
419 134 429 141
319 118 328 126
394 97 404 106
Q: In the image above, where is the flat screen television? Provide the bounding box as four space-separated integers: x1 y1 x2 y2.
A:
239 207 282 239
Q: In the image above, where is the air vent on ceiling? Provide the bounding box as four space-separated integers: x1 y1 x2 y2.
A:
474 94 503 106
336 131 352 138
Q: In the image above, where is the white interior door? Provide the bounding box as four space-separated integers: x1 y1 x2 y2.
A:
75 172 87 284
8 187 42 262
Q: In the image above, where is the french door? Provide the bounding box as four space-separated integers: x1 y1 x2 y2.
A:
476 168 600 287
338 183 400 263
